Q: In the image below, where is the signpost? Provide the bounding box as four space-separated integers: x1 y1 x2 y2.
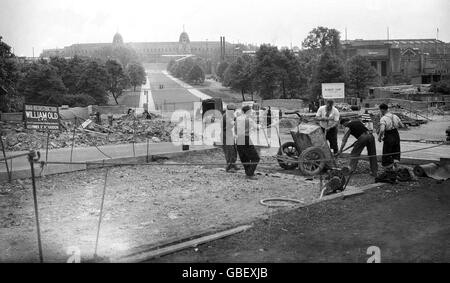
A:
321 83 345 99
24 104 60 131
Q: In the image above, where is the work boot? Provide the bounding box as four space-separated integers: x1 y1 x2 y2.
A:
245 175 258 180
375 170 397 184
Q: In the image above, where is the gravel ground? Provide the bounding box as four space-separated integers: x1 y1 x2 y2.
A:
152 177 450 263
3 149 373 262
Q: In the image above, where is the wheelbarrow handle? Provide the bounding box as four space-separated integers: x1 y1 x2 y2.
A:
343 142 356 152
335 142 356 157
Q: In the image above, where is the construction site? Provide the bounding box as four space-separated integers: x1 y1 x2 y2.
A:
1 61 450 264
1 1 450 273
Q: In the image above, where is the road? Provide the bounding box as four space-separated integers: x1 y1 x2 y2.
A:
119 63 212 114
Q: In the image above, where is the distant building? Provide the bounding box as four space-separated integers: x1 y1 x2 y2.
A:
343 39 450 84
40 30 255 72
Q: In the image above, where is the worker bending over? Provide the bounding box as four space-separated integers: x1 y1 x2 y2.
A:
339 118 378 177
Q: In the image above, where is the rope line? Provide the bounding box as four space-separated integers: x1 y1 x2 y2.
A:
29 142 446 168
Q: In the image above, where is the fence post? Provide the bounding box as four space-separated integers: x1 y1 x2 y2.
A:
28 151 44 263
0 134 12 183
45 129 50 164
132 116 136 157
146 137 149 163
70 117 77 163
94 167 109 258
9 157 13 180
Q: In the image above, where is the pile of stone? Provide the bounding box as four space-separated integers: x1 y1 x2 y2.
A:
0 115 176 152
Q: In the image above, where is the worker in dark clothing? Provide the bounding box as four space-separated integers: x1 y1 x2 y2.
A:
266 106 272 127
378 103 404 171
222 104 238 172
338 118 378 177
236 105 261 179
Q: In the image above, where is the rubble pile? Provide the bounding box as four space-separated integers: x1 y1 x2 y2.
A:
367 111 427 131
0 115 176 152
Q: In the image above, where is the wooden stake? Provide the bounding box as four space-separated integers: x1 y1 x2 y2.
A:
114 224 253 263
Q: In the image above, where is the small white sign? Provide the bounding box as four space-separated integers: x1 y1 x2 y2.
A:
80 119 93 129
322 83 345 99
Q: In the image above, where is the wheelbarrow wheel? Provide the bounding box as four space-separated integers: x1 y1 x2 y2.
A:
298 146 326 176
277 142 299 170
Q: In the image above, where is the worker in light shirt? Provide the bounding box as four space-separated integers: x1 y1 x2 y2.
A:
315 100 340 154
378 103 404 171
235 105 261 179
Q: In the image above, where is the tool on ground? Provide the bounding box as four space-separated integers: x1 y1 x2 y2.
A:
334 142 356 158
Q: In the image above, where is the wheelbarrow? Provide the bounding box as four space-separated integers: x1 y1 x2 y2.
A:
276 111 337 176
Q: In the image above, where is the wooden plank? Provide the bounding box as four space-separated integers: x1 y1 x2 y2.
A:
113 224 253 263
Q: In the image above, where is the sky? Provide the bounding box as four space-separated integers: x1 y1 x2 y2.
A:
0 0 449 57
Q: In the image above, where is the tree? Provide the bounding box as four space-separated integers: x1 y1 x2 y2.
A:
94 45 139 68
187 64 205 84
222 56 256 101
278 48 308 98
216 61 229 81
252 44 284 99
310 51 346 101
302 26 342 56
62 56 86 94
48 56 68 75
430 79 450 94
76 61 109 105
345 55 379 99
176 58 195 79
167 59 176 73
17 61 68 105
126 63 146 91
0 36 22 112
106 59 130 104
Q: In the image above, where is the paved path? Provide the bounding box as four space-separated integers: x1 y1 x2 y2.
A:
0 142 213 181
139 73 155 111
148 71 200 111
161 70 212 100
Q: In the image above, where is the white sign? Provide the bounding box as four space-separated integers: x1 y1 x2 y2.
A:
321 83 345 99
80 119 93 129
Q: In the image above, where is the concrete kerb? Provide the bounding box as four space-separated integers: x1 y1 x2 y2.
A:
0 147 221 182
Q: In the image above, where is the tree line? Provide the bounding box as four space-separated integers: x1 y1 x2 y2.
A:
167 57 206 84
0 37 146 112
216 27 381 102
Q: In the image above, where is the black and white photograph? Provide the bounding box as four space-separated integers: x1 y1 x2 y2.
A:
1 0 449 270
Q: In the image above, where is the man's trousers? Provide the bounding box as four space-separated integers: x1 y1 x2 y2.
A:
236 145 260 176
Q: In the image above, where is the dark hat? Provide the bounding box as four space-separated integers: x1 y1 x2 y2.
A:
242 105 251 113
379 103 388 110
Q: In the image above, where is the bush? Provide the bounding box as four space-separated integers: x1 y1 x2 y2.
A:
188 64 205 84
430 79 450 94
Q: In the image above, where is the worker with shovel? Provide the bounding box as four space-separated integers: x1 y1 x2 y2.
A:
338 118 378 177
